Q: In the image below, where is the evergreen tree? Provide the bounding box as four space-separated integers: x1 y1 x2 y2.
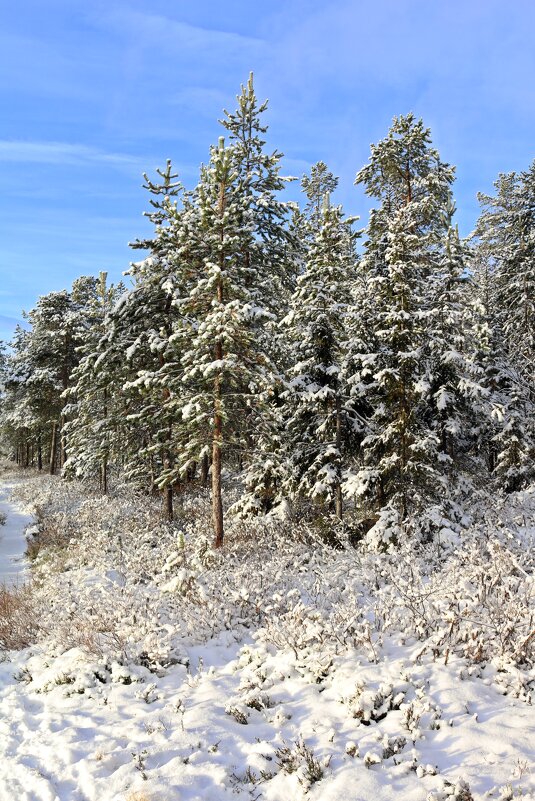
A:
281 198 358 519
205 75 296 528
220 72 293 310
473 162 535 489
426 199 484 471
0 326 42 468
180 137 274 545
0 282 101 473
348 114 458 539
474 163 535 383
93 162 200 516
63 272 124 493
301 161 339 228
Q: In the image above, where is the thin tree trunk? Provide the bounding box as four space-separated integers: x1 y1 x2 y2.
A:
200 453 209 485
334 394 343 520
164 482 173 522
100 387 108 494
212 165 226 547
161 429 174 522
187 461 197 482
60 415 67 468
212 370 224 547
49 422 58 475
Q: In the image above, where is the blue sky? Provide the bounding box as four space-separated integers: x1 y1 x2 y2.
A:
1 0 534 341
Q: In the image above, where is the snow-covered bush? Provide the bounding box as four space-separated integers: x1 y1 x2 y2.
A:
0 583 41 650
7 474 535 699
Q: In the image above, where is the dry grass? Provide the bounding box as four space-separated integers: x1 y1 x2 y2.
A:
124 791 153 801
0 583 41 650
54 606 128 660
25 506 75 567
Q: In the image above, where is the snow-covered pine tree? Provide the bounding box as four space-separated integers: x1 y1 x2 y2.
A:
94 283 164 493
94 161 202 518
475 163 535 384
0 326 42 468
348 114 457 541
472 163 535 489
492 380 534 491
211 74 297 521
469 254 532 491
301 161 339 229
181 136 277 545
122 162 192 519
281 196 358 519
0 282 101 473
426 197 485 472
220 72 294 309
62 272 124 493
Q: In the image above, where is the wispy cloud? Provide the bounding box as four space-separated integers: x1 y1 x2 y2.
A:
105 8 266 55
0 314 22 326
0 141 144 169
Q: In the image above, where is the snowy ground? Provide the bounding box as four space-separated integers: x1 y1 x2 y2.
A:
1 634 534 801
0 472 533 801
0 477 33 586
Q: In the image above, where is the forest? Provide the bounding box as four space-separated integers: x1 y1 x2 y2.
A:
1 75 533 550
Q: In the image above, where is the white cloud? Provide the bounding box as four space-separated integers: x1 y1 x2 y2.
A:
0 141 143 169
105 8 266 55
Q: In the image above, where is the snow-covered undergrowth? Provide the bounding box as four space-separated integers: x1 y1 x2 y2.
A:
1 472 534 800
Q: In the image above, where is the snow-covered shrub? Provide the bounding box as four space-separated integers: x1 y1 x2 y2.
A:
0 584 42 650
275 738 324 786
8 472 535 699
427 778 474 801
368 529 535 671
347 681 405 724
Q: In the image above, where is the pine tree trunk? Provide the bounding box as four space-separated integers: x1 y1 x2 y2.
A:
334 394 343 520
200 453 209 485
60 334 70 470
212 339 224 546
148 440 156 494
164 483 174 522
49 422 58 475
188 461 197 482
211 171 227 547
60 415 67 469
162 430 174 521
101 387 108 494
212 402 224 547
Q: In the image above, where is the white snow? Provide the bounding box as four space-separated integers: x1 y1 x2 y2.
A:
0 478 34 586
0 474 533 801
0 636 533 801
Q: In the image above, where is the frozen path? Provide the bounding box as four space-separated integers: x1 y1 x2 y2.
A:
0 479 34 586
